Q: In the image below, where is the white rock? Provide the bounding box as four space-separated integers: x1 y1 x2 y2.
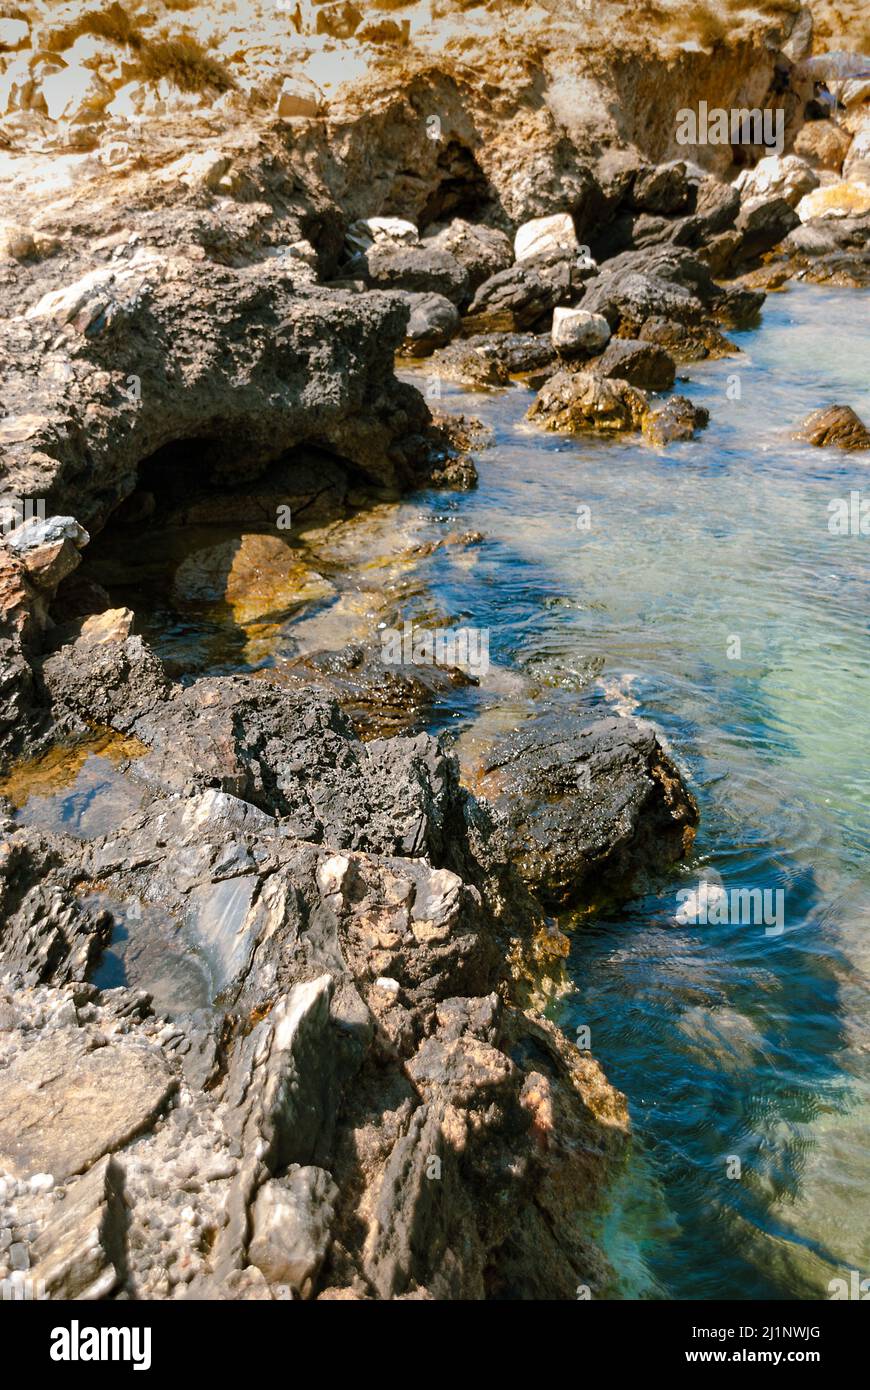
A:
796 179 870 221
374 977 400 993
6 516 89 554
734 154 818 208
28 1173 54 1194
514 212 579 262
551 306 611 355
40 65 110 123
159 150 233 192
345 217 419 253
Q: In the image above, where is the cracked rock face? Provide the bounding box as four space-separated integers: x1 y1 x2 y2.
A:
0 631 704 1299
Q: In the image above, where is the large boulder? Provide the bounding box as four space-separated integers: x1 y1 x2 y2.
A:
422 219 513 292
464 263 559 331
581 246 762 335
461 708 698 908
734 155 819 208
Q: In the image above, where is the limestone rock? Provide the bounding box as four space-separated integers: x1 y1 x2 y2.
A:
796 180 870 222
0 1031 176 1181
248 1168 339 1295
794 121 853 173
276 76 323 119
514 212 579 263
28 1157 127 1300
551 307 611 356
735 155 819 208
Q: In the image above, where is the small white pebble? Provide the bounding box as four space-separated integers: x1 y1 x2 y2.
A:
29 1173 54 1194
375 977 400 994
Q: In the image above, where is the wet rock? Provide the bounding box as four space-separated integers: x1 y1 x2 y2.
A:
798 404 870 451
248 1168 339 1296
0 1029 176 1180
422 219 512 293
463 709 698 908
638 316 738 362
399 292 460 356
429 332 556 388
551 307 611 357
171 533 335 630
28 1156 127 1300
528 370 648 435
642 396 710 444
590 337 675 391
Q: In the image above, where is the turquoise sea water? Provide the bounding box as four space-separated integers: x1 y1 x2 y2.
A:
411 282 870 1299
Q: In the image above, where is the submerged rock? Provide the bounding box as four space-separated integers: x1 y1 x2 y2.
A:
642 396 710 444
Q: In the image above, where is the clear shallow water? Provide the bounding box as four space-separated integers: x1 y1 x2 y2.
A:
410 283 870 1299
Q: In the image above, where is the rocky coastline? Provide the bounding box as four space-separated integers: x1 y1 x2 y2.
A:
0 0 867 1300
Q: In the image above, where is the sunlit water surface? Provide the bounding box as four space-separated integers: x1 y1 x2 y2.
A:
409 283 870 1300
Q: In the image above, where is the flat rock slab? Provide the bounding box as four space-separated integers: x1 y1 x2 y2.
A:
0 1033 177 1180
